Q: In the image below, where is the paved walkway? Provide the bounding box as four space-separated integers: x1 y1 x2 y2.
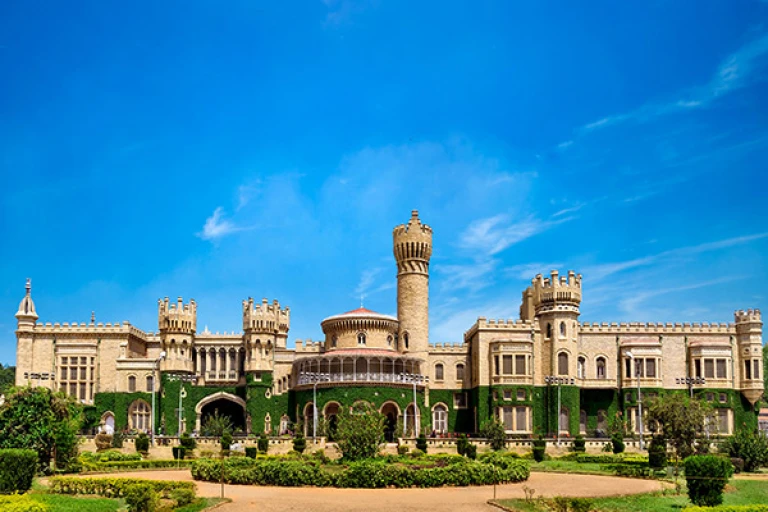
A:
85 470 666 512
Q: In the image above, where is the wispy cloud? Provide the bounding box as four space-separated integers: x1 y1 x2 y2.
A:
576 33 768 136
435 259 499 293
618 276 745 317
197 207 242 241
237 180 262 211
503 262 564 280
459 214 574 256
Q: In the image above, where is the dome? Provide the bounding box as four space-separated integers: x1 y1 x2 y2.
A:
320 306 399 352
15 278 37 320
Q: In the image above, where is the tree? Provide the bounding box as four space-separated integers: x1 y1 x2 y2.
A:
335 401 385 461
0 365 15 395
722 427 768 472
646 393 711 463
201 411 233 437
480 417 506 451
0 386 82 471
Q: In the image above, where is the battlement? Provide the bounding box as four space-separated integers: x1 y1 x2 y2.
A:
464 317 534 341
530 270 582 312
735 309 762 324
243 297 290 334
393 210 433 271
579 321 736 334
295 338 324 353
428 342 469 353
33 320 149 338
392 210 433 238
158 297 197 334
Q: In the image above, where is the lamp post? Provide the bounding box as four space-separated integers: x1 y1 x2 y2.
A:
626 351 644 451
312 372 330 442
166 373 198 437
545 375 574 444
400 372 428 437
151 351 167 446
676 376 706 399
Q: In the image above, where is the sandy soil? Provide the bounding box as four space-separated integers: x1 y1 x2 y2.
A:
82 470 666 512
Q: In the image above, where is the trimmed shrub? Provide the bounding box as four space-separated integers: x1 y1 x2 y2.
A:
0 449 38 493
649 436 668 469
258 432 269 454
574 453 648 465
410 449 424 458
684 455 733 507
135 433 149 454
457 434 470 456
111 431 124 449
79 459 194 471
179 433 196 452
220 431 233 452
479 451 523 469
465 444 477 460
722 428 768 472
94 433 113 452
169 488 195 507
397 445 409 456
683 506 768 512
611 433 625 454
533 436 546 462
245 447 258 459
292 432 306 454
172 446 186 460
416 436 428 454
124 483 158 512
0 494 49 512
573 435 586 453
48 476 195 498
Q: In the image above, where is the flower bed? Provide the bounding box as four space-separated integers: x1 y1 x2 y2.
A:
191 454 530 488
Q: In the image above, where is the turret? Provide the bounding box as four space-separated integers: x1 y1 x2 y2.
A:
15 279 38 387
735 309 763 406
15 278 38 332
243 298 290 372
393 210 432 358
158 297 197 373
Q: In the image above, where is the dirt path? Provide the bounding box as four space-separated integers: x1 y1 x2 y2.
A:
80 470 666 512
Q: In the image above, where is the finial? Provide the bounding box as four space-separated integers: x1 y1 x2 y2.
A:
411 209 419 219
25 278 31 295
91 311 95 324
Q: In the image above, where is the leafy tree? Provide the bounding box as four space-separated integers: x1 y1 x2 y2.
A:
0 386 82 471
201 411 233 437
646 393 711 463
336 401 385 461
480 417 506 451
0 365 15 395
722 427 768 472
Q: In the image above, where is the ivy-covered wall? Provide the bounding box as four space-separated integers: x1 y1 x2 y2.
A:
159 374 240 435
93 391 153 431
580 389 619 434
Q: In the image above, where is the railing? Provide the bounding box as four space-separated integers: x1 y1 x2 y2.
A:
295 372 427 387
205 371 239 382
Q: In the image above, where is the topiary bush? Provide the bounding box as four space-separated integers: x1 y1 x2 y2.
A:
179 433 196 452
684 455 733 507
135 433 149 454
465 444 477 460
649 436 668 469
245 447 257 459
0 449 38 493
220 431 233 452
292 431 306 454
111 431 124 449
573 435 586 453
457 434 470 457
124 482 159 512
335 402 385 461
171 446 186 460
611 433 625 454
258 432 269 454
416 435 428 454
533 436 546 462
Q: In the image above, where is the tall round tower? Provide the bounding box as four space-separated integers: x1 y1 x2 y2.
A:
393 210 432 358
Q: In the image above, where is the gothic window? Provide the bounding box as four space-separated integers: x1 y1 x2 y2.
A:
357 333 366 346
456 363 465 381
745 360 752 379
515 355 526 375
558 352 569 376
716 359 727 379
577 357 585 379
128 375 136 392
146 375 154 392
596 357 606 379
332 336 338 348
404 333 409 349
560 321 566 337
280 415 290 435
435 364 444 381
387 335 393 347
129 400 151 431
432 404 448 434
559 407 570 432
580 410 587 433
546 323 553 339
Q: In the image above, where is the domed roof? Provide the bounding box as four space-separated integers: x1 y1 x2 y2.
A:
15 278 38 320
322 307 397 324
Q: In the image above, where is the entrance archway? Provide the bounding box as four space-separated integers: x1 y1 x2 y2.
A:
323 402 340 441
195 392 247 435
380 401 400 442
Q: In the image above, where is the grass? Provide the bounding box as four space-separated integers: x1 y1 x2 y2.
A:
29 493 122 512
495 479 768 512
529 460 616 476
175 498 229 512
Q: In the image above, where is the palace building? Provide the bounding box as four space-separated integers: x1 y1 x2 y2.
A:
14 211 766 439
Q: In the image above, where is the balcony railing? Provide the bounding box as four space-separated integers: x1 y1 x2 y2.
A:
295 371 427 387
205 371 239 382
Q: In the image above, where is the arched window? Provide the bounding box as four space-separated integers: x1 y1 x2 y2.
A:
279 415 290 435
128 375 137 392
332 336 338 348
546 323 553 339
558 352 569 375
577 357 586 379
387 335 393 347
456 363 465 381
128 400 151 431
264 413 272 435
580 409 587 433
596 357 606 380
146 375 154 392
278 380 283 393
432 404 448 434
404 333 409 349
597 410 607 432
357 332 366 346
435 364 444 381
559 407 570 433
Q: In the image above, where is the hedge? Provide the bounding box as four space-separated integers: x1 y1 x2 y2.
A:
80 459 194 472
683 506 768 512
574 454 648 465
684 455 733 507
191 456 530 488
48 477 195 498
0 449 38 493
0 494 49 512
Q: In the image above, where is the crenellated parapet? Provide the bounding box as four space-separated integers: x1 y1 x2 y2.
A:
428 342 469 353
464 317 534 340
158 297 196 334
295 339 324 353
243 298 290 335
33 320 149 338
579 321 736 334
529 270 582 315
393 209 433 275
735 309 762 333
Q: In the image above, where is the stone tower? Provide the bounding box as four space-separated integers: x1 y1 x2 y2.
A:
393 210 432 359
242 298 290 372
530 270 582 378
158 297 197 373
734 309 763 406
15 279 38 387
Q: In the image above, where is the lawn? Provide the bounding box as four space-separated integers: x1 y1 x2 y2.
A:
529 460 616 476
495 479 768 512
29 493 121 512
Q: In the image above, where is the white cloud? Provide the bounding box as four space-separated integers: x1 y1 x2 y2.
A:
459 214 574 256
435 259 498 293
197 207 241 241
503 262 564 281
236 180 262 211
618 276 745 318
557 140 574 150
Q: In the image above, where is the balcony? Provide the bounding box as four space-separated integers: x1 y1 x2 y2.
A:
491 375 533 386
205 371 240 383
293 350 426 389
580 378 618 389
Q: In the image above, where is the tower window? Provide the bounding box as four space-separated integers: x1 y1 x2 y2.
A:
596 357 606 379
128 376 136 392
546 323 552 339
435 364 444 381
404 333 409 349
357 333 366 346
560 322 566 337
577 357 585 379
558 353 569 376
387 335 393 347
332 336 338 348
456 363 465 381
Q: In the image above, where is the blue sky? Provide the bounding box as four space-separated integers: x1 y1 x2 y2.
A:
2 1 768 365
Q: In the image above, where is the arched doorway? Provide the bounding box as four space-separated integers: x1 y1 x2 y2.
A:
380 402 400 442
100 412 115 434
195 392 247 435
323 402 340 441
404 403 419 437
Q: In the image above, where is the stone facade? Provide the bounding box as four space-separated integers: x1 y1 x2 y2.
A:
13 211 765 438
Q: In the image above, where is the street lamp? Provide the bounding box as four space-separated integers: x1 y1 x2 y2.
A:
166 373 198 437
312 372 330 442
151 351 166 446
675 376 706 399
400 372 428 437
626 351 644 451
545 375 574 444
